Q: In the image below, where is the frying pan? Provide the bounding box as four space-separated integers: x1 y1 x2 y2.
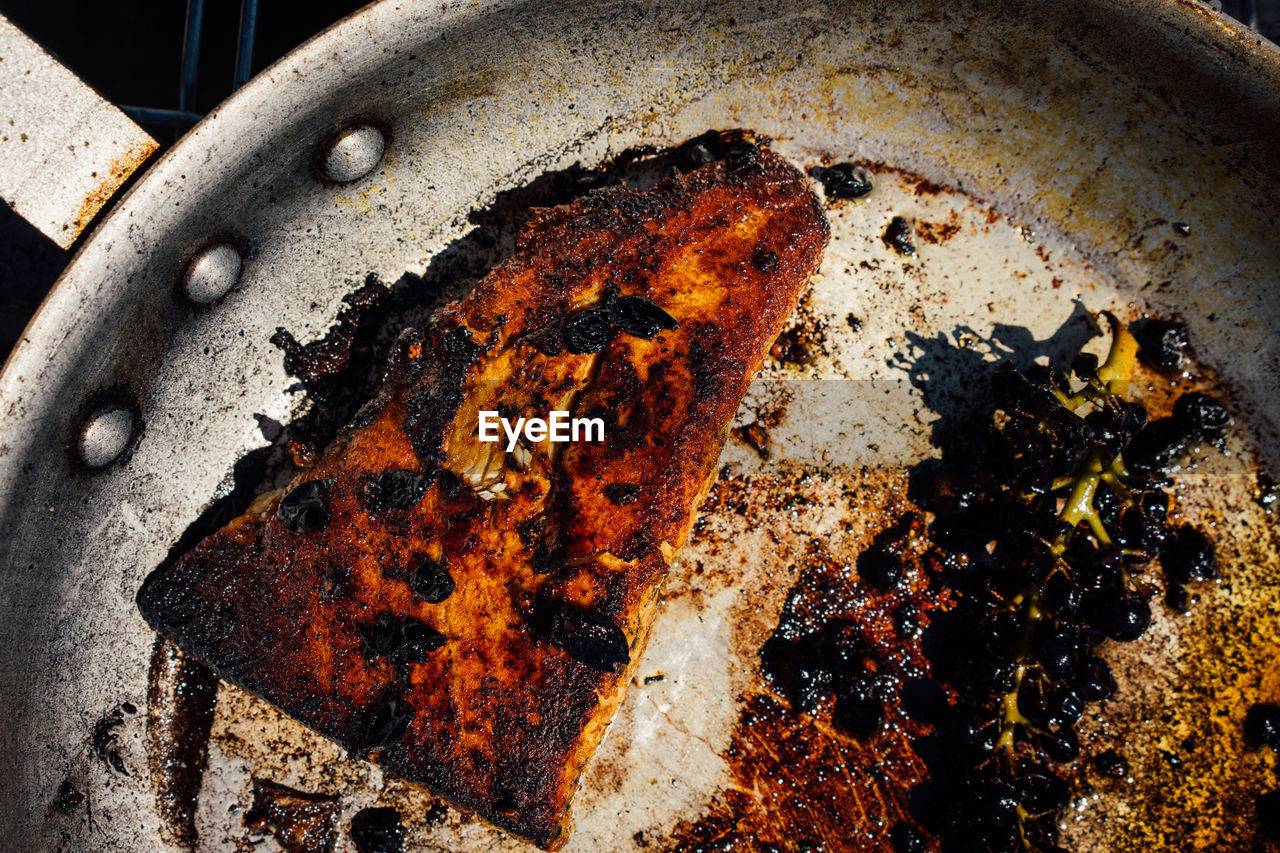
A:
1 0 1279 850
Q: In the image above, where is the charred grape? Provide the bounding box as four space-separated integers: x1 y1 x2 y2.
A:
409 557 455 604
547 606 629 671
277 479 333 533
563 307 614 354
808 162 873 200
611 296 678 339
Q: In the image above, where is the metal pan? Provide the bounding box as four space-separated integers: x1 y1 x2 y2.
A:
1 0 1278 850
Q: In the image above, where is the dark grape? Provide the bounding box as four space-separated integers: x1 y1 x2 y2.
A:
1161 525 1218 583
1037 628 1082 680
1045 685 1084 727
1244 704 1280 751
1172 392 1230 442
808 162 873 199
1040 573 1082 621
1043 727 1080 763
1164 584 1190 613
1075 657 1117 702
1127 418 1190 472
1132 319 1189 373
611 296 679 339
1100 591 1151 642
563 307 614 354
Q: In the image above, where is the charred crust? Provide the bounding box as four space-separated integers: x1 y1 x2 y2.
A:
135 129 828 851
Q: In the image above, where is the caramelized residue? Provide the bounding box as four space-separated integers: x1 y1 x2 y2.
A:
244 779 339 853
664 505 946 852
147 636 219 850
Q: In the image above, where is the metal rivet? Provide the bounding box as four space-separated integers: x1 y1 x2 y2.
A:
182 243 242 304
79 404 136 469
319 124 386 184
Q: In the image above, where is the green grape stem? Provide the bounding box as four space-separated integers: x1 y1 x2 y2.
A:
992 315 1142 847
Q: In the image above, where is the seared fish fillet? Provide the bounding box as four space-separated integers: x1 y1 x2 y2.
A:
138 132 829 849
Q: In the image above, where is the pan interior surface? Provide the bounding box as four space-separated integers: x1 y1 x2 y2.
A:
0 0 1277 850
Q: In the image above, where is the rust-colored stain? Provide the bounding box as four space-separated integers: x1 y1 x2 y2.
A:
67 135 158 245
915 212 961 244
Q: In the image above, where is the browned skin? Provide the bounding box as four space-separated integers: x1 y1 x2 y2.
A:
137 134 829 849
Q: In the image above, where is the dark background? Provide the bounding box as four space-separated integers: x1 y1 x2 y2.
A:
0 0 367 357
0 0 1276 361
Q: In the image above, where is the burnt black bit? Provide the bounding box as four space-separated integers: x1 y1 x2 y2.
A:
320 562 354 599
1172 221 1191 235
673 139 716 171
724 136 760 162
525 323 566 357
269 275 390 392
357 613 447 665
244 779 339 853
604 483 640 505
857 513 918 590
364 469 431 513
846 313 863 333
759 618 876 717
517 515 546 549
547 606 630 671
807 162 873 200
883 216 916 256
409 557 455 604
530 545 555 575
1131 318 1189 373
424 801 450 825
644 673 666 685
720 134 764 177
92 710 128 775
277 479 334 534
53 778 85 813
563 306 615 354
1244 703 1280 751
349 806 405 853
858 544 905 590
436 468 464 499
402 327 483 467
753 249 780 272
612 296 679 340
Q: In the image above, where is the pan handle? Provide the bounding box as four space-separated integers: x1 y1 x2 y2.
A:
0 15 158 250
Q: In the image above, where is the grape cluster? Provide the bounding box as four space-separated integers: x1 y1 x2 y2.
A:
898 315 1225 851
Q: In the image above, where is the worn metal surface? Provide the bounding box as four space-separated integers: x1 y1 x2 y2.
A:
0 15 157 249
0 0 1278 850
